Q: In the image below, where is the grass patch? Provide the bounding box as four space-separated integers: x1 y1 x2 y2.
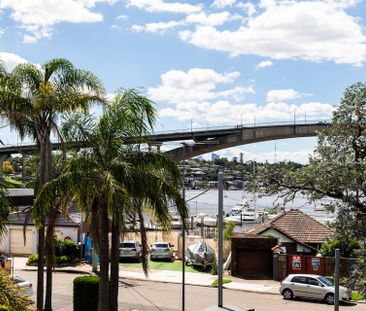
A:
352 292 364 301
211 279 232 287
120 260 208 273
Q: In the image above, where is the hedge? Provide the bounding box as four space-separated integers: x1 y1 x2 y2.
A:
73 275 99 311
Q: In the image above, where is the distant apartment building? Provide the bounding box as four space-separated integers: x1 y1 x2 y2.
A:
211 153 219 161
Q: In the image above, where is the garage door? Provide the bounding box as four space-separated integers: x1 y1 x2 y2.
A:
236 249 273 278
10 228 33 255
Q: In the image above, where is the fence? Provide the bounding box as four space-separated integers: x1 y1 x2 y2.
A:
273 254 357 281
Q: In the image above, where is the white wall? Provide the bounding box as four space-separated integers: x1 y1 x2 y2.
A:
0 225 79 256
260 228 293 243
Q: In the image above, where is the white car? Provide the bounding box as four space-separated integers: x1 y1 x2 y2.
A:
280 274 351 304
119 241 141 261
150 242 174 261
13 276 33 296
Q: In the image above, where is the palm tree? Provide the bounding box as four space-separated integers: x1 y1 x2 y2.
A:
33 89 187 311
0 58 105 311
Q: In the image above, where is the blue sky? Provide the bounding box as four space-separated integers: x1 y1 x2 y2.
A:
1 0 366 163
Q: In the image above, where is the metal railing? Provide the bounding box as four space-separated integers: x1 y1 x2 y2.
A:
0 118 330 148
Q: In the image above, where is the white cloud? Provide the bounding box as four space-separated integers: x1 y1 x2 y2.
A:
211 0 236 8
148 68 251 104
116 14 128 20
132 20 184 33
126 0 202 14
255 60 273 69
186 11 237 26
266 89 302 102
0 0 114 42
0 52 30 71
132 11 237 33
236 2 256 16
159 100 334 126
152 68 333 126
179 0 366 66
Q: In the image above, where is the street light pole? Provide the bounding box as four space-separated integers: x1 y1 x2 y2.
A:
182 161 186 311
334 248 340 311
218 172 224 307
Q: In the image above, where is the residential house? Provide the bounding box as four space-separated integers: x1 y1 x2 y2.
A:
0 188 80 256
248 209 334 255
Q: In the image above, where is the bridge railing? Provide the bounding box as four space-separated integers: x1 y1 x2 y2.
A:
151 118 329 135
0 118 329 148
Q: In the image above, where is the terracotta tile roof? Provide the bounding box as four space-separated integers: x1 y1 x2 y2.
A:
249 209 334 244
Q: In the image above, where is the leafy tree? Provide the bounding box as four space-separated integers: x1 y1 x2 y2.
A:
0 269 34 311
245 82 366 237
320 237 361 257
215 220 235 240
33 89 187 311
0 58 105 311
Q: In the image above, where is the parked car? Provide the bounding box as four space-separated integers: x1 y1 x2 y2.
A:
280 274 352 304
119 241 141 262
150 242 174 261
13 276 33 296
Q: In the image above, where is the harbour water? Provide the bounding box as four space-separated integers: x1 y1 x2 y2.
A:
185 190 336 225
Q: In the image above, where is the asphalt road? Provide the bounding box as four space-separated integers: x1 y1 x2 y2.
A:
16 271 365 311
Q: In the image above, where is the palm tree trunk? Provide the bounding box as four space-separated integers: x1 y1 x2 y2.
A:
110 216 120 311
44 206 56 311
37 132 53 311
36 225 45 311
98 199 109 311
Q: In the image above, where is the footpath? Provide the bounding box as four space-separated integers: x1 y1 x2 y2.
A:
15 257 279 295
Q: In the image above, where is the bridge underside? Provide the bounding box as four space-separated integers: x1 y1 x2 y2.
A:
164 124 326 161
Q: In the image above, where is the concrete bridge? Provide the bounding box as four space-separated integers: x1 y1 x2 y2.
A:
0 121 328 162
164 122 327 161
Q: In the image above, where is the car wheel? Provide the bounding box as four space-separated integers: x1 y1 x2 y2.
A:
282 289 293 300
325 293 335 305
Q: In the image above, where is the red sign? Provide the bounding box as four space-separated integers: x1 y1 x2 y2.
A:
292 256 302 270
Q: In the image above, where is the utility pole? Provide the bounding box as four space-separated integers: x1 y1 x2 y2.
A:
334 248 340 311
182 161 186 311
218 172 224 307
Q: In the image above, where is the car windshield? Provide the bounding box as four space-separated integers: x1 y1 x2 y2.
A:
120 243 135 248
13 276 25 283
318 276 333 286
154 243 168 248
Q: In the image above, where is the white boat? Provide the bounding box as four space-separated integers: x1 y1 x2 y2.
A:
195 213 217 227
169 211 183 229
314 206 325 212
242 208 261 223
224 215 242 225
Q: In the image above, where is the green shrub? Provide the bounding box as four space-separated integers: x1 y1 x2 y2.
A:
211 261 217 275
73 276 99 311
56 256 72 265
352 292 364 301
320 237 361 258
27 254 45 265
211 278 232 287
0 269 33 310
27 254 73 266
55 238 79 258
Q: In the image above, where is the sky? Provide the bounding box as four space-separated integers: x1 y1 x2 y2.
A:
1 0 366 163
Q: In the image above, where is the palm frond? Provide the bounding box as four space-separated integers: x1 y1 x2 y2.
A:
61 112 96 142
